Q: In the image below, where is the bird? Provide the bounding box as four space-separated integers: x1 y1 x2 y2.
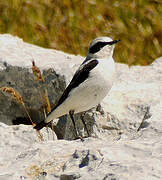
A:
34 36 120 139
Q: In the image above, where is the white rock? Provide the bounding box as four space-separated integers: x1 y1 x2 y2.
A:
0 122 162 179
0 34 162 179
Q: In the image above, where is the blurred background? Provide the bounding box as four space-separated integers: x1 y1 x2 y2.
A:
0 0 161 65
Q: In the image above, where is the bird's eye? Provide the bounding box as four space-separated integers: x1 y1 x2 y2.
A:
89 42 108 54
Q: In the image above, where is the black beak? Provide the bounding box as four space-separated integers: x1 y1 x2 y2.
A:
113 39 120 44
105 39 120 45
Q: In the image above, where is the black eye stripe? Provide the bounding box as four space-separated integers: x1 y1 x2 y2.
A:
89 40 120 54
89 42 108 54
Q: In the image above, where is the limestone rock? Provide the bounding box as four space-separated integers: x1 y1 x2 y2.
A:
0 122 162 179
0 34 162 179
0 34 162 141
0 34 82 126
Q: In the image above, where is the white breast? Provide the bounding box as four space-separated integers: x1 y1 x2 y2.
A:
45 57 115 123
68 57 116 113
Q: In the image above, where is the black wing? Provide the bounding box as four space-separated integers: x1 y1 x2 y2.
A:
34 59 98 131
51 59 98 111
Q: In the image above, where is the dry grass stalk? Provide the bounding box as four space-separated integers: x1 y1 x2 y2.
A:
32 60 51 114
0 86 43 141
32 60 52 139
0 86 35 125
26 165 43 178
44 89 51 113
0 86 24 105
32 61 45 82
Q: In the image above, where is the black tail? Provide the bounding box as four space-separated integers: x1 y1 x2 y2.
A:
34 121 49 131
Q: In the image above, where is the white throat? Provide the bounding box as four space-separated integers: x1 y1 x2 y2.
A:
87 44 115 60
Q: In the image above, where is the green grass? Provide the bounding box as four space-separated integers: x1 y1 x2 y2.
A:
0 0 161 65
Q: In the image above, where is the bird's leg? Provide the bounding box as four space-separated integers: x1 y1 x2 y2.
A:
80 113 90 137
69 110 82 140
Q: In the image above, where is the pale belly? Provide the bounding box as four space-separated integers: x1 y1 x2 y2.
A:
69 77 112 113
45 58 115 122
60 63 115 114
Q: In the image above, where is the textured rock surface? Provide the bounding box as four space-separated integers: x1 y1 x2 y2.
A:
0 34 162 179
54 57 162 140
0 122 162 180
0 34 82 126
0 34 162 141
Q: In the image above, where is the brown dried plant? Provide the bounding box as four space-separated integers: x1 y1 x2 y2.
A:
32 60 56 140
0 87 24 105
32 61 45 82
44 89 51 113
0 86 43 141
32 61 51 114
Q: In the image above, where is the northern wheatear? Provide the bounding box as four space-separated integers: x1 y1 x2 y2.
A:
34 37 120 139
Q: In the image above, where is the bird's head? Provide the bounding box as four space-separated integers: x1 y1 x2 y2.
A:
87 37 120 59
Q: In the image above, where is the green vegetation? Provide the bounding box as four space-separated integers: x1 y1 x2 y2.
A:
0 0 161 65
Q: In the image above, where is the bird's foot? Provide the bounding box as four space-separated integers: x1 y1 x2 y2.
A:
74 134 90 142
75 136 84 142
80 113 90 137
